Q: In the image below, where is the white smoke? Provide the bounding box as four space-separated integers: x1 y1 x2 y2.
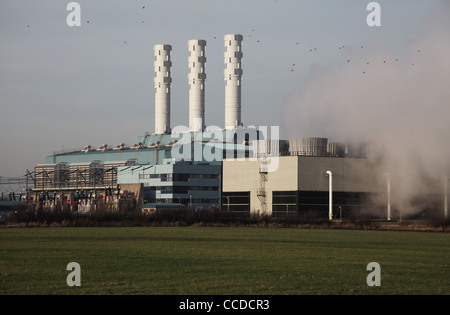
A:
283 2 450 216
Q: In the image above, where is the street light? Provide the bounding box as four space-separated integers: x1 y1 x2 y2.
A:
326 170 333 221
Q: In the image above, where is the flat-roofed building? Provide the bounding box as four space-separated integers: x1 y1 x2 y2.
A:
222 155 385 218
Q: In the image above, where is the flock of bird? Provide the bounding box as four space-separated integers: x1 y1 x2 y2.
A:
212 28 423 76
24 4 422 76
201 30 420 76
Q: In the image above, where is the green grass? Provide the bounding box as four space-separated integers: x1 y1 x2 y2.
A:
0 227 449 295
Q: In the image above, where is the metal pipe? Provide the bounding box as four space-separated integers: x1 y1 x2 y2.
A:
326 170 333 221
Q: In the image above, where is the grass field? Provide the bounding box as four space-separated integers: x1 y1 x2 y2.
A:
0 227 449 295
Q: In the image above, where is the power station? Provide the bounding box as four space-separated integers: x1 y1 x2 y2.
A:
22 34 448 220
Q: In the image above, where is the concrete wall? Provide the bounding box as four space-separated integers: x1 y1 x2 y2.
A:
297 157 381 193
223 156 299 214
223 156 382 215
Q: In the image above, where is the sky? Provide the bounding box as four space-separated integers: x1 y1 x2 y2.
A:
0 0 445 179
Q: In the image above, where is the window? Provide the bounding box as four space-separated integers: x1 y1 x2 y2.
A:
160 186 173 194
139 174 161 179
173 186 188 194
160 174 173 182
173 174 189 181
272 191 298 215
273 191 297 204
222 191 250 214
188 186 219 191
189 174 219 179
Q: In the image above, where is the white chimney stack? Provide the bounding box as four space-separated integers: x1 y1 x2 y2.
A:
154 44 172 135
188 39 207 132
224 34 243 129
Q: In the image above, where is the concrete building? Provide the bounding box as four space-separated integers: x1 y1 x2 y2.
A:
222 155 384 218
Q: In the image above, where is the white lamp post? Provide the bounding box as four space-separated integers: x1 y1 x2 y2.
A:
326 170 333 221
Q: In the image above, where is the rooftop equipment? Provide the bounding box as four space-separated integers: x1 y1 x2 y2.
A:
289 138 328 156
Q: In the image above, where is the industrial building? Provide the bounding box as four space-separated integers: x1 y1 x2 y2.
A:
27 34 404 219
117 160 221 209
223 139 384 218
29 35 255 212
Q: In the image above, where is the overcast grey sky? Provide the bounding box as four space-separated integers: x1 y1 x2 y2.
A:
0 0 443 177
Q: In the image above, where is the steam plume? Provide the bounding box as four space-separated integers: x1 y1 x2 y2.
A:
283 2 450 216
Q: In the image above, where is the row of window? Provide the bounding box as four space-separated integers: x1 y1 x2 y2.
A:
139 173 219 181
153 198 219 205
222 191 378 215
148 186 219 193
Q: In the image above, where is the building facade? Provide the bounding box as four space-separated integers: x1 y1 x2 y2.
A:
222 155 386 218
117 160 221 209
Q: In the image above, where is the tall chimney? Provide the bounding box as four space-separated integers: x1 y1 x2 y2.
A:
154 44 172 135
224 34 243 129
188 39 207 132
